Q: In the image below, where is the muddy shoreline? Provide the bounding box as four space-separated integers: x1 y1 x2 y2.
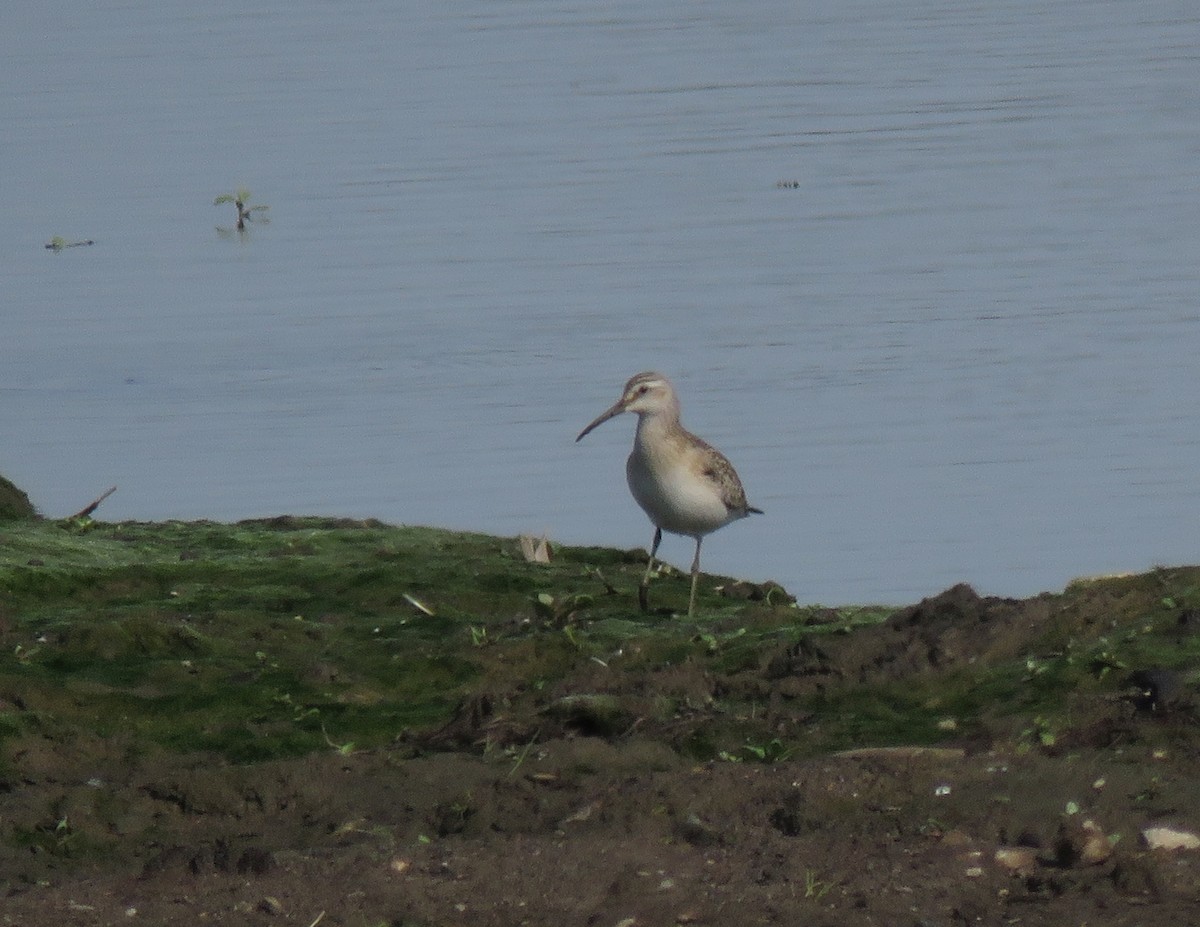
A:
1 518 1198 925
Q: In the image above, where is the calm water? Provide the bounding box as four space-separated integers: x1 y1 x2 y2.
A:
4 1 1200 603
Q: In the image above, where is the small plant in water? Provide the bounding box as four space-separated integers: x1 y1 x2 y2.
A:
213 187 270 231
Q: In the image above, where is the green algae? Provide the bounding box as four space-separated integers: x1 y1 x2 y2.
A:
1 518 1197 776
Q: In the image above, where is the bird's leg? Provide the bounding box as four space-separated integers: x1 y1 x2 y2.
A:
688 537 703 617
638 527 662 613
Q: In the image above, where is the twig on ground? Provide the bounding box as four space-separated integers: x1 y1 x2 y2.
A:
71 486 117 519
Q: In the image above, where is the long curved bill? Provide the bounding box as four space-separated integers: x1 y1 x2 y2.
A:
576 401 626 442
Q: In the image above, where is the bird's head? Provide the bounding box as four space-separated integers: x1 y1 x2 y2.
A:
576 372 678 441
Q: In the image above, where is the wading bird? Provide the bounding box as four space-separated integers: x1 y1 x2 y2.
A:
576 372 762 616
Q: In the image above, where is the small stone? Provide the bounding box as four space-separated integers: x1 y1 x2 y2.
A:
994 846 1038 874
1053 818 1112 866
560 799 601 826
675 813 721 848
257 897 283 916
1080 820 1113 865
1142 826 1200 851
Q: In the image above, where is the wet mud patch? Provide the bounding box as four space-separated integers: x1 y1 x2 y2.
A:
7 743 1200 926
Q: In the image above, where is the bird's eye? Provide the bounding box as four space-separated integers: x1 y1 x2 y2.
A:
636 385 649 395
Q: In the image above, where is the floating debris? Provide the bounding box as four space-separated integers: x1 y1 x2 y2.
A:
45 236 94 251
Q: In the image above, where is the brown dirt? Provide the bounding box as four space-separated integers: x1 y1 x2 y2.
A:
4 582 1200 927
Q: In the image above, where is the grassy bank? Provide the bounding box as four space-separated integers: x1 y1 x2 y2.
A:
2 517 1196 769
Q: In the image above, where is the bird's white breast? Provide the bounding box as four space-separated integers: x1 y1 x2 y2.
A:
626 435 737 538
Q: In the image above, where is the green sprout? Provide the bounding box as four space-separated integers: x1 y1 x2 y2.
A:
214 187 270 231
803 869 833 901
